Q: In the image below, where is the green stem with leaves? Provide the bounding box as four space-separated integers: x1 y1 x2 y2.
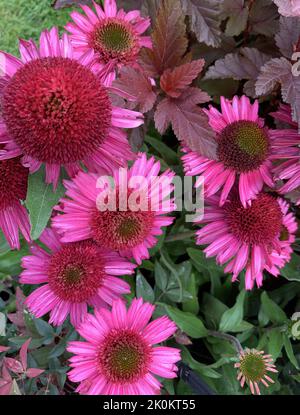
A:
208 330 243 354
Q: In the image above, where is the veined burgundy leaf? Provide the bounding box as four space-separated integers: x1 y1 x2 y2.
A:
275 16 300 58
204 47 271 97
256 56 300 131
141 0 161 22
160 59 205 98
112 67 157 113
249 0 278 37
281 71 300 132
155 88 217 159
255 57 292 96
181 0 222 48
221 0 249 37
0 346 10 352
116 0 144 12
140 0 188 76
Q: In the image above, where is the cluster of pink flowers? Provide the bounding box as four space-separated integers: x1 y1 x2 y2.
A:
0 0 180 395
182 96 297 290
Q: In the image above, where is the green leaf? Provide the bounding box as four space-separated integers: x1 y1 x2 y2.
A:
34 318 54 338
145 135 178 165
141 260 154 271
181 347 221 379
149 230 166 256
261 292 287 324
0 241 28 276
154 260 168 291
163 379 175 395
219 291 246 332
0 231 10 255
49 328 76 358
202 293 228 329
283 335 299 369
8 336 43 349
136 272 155 303
187 247 222 274
267 328 284 360
163 305 207 338
280 254 300 281
160 250 184 303
182 272 199 315
25 166 66 240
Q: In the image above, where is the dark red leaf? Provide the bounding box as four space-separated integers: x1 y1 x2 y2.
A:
140 0 188 76
160 59 205 98
113 67 157 113
154 88 217 159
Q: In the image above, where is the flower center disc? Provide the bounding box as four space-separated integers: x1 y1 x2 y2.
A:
47 241 105 302
98 329 151 383
2 57 112 164
225 194 282 245
240 353 266 383
0 158 28 209
91 208 154 251
91 18 137 64
217 120 270 172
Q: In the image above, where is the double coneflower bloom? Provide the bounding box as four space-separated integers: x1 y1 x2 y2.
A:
66 0 152 79
67 298 180 395
0 27 143 189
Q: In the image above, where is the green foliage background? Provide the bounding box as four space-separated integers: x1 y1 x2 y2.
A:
0 0 75 55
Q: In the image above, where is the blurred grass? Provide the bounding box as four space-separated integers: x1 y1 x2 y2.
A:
0 0 77 56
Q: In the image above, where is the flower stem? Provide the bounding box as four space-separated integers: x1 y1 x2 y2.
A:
165 231 195 243
208 330 243 354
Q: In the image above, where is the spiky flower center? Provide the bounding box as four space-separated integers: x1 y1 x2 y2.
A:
239 352 267 383
2 57 111 164
0 158 28 210
91 18 137 64
225 194 283 245
47 241 105 302
98 329 151 383
217 120 270 172
91 202 154 251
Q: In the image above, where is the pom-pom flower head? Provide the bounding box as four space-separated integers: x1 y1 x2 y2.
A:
52 153 176 264
235 348 278 395
0 158 30 249
67 298 181 395
66 0 152 77
182 96 297 207
195 192 297 290
20 228 135 327
0 28 143 187
271 104 300 205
